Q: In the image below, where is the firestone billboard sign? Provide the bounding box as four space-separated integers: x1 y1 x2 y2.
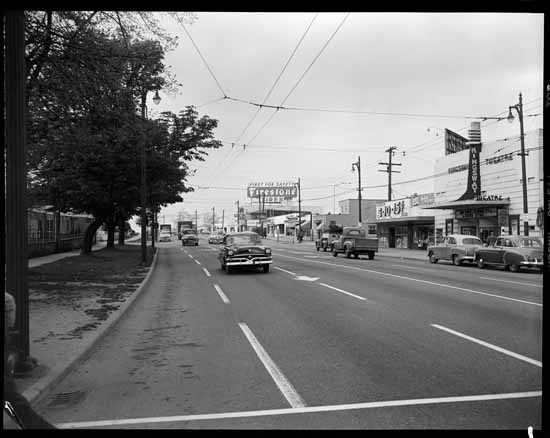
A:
247 181 298 204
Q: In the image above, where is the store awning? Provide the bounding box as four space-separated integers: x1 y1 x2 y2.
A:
372 215 435 224
420 199 510 210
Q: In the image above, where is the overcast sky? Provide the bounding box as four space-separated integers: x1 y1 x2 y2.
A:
145 12 543 227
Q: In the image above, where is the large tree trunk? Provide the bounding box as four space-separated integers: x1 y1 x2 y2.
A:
106 220 116 248
82 218 103 254
55 210 61 252
118 216 125 245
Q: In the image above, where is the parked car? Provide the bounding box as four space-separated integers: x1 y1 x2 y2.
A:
331 227 378 259
159 230 172 242
218 231 272 273
474 235 543 272
208 233 224 244
427 234 483 265
181 229 199 246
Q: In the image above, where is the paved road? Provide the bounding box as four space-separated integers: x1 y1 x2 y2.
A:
38 236 542 429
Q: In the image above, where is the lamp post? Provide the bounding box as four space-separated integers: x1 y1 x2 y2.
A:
507 92 529 236
140 89 161 263
351 157 362 226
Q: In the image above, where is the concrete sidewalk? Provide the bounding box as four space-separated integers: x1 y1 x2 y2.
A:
263 235 428 262
14 238 158 410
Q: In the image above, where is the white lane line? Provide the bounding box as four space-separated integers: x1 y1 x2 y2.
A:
238 323 305 409
202 268 211 277
273 266 297 276
432 324 542 368
479 277 542 288
319 283 367 301
275 254 543 307
56 390 541 428
188 254 194 259
213 284 230 304
194 259 201 265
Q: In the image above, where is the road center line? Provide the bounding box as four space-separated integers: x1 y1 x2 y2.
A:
273 266 297 276
194 259 201 265
432 324 542 368
275 254 542 307
238 323 305 409
202 268 211 277
479 277 542 288
213 284 230 304
56 390 541 428
319 283 367 301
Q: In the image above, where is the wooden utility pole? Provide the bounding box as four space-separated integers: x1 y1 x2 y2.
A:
298 178 302 235
236 200 240 231
195 210 198 232
352 157 362 226
378 147 402 201
222 209 225 232
5 10 33 368
212 206 215 232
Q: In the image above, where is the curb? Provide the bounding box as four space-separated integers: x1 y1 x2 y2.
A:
23 248 160 407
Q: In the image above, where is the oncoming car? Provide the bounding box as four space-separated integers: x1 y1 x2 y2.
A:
181 229 199 246
208 233 224 244
427 234 483 265
218 231 272 274
159 231 171 242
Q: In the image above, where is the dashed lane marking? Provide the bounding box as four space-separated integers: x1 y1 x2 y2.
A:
432 324 542 368
273 266 297 276
275 254 543 307
238 323 306 409
319 283 367 301
56 390 541 428
202 268 211 277
213 284 230 304
195 259 201 265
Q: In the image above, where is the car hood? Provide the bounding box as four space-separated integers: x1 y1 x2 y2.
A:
182 234 197 239
515 247 543 258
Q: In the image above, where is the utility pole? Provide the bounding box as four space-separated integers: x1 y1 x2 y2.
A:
222 209 225 232
236 200 240 231
212 206 215 232
379 147 402 201
298 178 302 236
195 210 198 232
6 10 34 370
351 157 362 226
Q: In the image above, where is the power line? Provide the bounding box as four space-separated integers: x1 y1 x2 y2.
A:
179 22 227 97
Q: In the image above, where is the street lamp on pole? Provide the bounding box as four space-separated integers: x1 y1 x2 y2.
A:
140 88 161 263
507 92 529 236
351 157 362 226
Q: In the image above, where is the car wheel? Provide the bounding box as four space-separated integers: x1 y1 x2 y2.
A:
345 248 352 258
477 257 485 269
316 246 320 251
323 247 327 252
452 254 462 266
354 253 359 259
263 264 270 273
368 253 374 260
429 253 438 264
333 249 338 257
509 263 520 273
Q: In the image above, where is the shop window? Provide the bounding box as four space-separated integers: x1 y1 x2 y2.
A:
445 219 453 235
367 225 377 235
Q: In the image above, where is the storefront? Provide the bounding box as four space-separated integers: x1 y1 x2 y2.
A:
426 124 543 241
372 194 435 250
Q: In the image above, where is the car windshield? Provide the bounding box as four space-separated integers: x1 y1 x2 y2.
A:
518 238 542 248
226 235 261 245
462 238 482 245
183 230 196 235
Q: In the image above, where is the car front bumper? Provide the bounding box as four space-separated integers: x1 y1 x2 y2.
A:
520 260 543 267
460 256 476 262
226 258 273 266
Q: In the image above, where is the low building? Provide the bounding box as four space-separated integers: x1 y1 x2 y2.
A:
423 125 543 242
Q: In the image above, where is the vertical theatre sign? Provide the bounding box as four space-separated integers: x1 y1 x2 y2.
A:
247 181 298 204
456 122 482 201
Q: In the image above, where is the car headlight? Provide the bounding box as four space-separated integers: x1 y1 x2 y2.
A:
265 248 271 254
227 250 234 256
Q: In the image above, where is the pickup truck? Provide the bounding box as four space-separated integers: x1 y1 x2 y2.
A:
474 235 543 272
316 232 341 252
331 227 378 259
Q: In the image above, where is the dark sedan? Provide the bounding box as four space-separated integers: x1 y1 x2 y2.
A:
218 231 272 273
475 235 543 272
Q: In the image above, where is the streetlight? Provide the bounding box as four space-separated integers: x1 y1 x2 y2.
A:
351 156 362 226
507 92 529 236
140 88 161 263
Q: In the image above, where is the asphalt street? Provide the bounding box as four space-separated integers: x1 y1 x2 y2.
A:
37 235 542 429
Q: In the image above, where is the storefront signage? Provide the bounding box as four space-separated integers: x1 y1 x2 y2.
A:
411 193 435 206
484 152 513 165
445 129 469 155
247 181 298 203
376 199 407 220
475 194 503 201
456 144 481 201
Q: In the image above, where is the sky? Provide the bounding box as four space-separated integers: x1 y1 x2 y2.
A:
139 12 544 229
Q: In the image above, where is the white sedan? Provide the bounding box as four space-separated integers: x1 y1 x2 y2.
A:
159 231 172 242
